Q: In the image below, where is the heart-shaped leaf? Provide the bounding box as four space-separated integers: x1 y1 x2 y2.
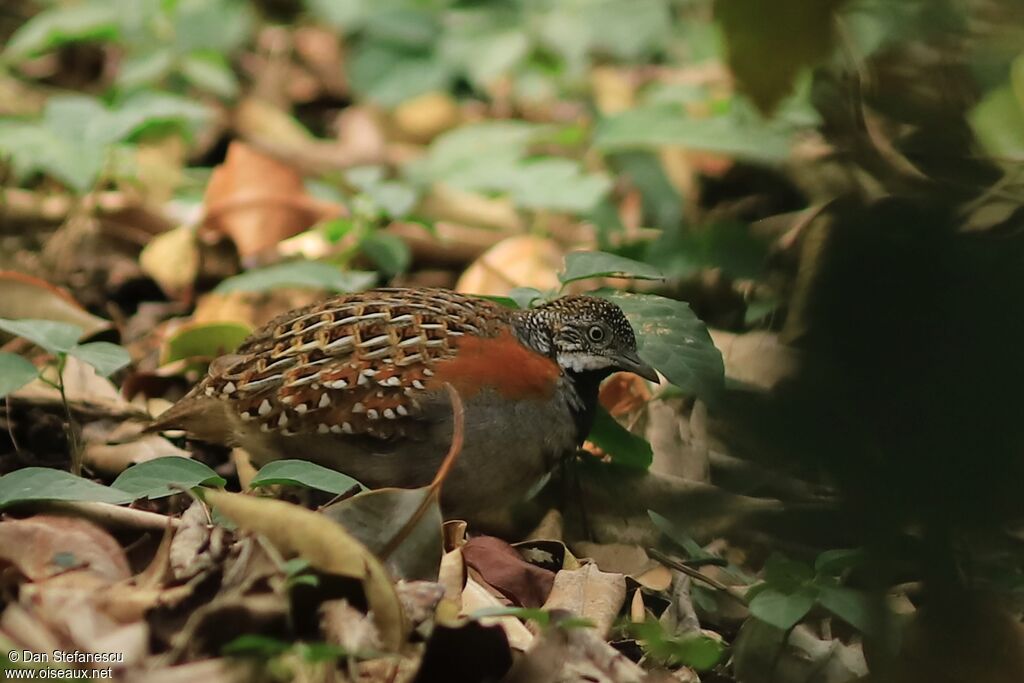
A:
559 251 664 285
111 457 225 500
250 460 365 495
0 468 133 510
0 318 82 354
0 352 39 398
749 586 817 631
69 342 131 377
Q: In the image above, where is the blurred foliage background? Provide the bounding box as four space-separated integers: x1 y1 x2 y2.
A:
2 0 1024 681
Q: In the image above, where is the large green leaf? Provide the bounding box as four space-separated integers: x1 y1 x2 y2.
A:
111 457 226 500
162 322 251 364
69 342 131 377
0 318 82 354
560 251 664 285
0 353 39 399
0 468 133 510
970 85 1024 161
600 293 724 401
748 586 817 631
817 585 875 634
215 261 376 294
360 233 411 277
595 105 792 162
4 1 119 59
588 406 652 469
250 460 365 495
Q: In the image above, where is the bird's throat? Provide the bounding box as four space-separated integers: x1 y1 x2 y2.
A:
564 368 611 445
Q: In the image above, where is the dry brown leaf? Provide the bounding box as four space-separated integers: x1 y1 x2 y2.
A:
392 91 460 142
202 489 407 651
462 536 556 609
83 434 191 478
201 141 340 258
0 271 110 337
456 235 564 296
139 225 199 299
599 372 653 417
460 576 534 651
573 543 654 577
0 515 131 583
169 501 226 582
541 564 626 638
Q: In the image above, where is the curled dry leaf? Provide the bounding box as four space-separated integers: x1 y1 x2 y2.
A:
170 501 227 582
139 225 200 299
0 515 131 583
83 434 191 478
456 235 564 296
0 271 110 337
202 489 407 651
460 576 534 651
392 91 461 143
201 141 342 258
462 536 556 609
541 564 627 638
599 372 653 418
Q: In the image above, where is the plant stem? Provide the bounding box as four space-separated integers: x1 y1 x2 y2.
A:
55 354 82 476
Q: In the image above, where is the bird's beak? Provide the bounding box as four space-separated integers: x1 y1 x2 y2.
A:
618 351 660 383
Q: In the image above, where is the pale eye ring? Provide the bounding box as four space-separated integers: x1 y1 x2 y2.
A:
587 325 605 342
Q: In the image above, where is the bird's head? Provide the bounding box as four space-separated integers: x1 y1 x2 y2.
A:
517 295 659 383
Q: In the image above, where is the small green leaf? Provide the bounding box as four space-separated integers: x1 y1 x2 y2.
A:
0 352 39 398
764 553 815 590
111 457 226 500
470 606 551 627
508 287 546 309
215 261 377 294
163 322 251 365
0 318 82 354
4 2 119 59
588 406 653 469
180 52 240 98
814 548 864 575
599 292 724 401
628 621 726 670
0 468 133 510
559 251 664 285
222 634 292 658
360 232 411 276
817 585 876 634
69 342 131 377
250 460 365 495
749 586 817 631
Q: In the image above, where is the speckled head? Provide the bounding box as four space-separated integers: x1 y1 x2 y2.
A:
514 295 659 383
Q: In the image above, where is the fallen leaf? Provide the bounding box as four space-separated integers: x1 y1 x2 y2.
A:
460 576 534 651
139 225 199 299
456 235 564 296
462 536 556 609
83 433 191 478
202 489 407 650
0 515 130 583
541 564 627 638
202 141 340 258
0 271 110 337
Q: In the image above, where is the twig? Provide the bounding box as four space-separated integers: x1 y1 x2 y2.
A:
647 547 749 606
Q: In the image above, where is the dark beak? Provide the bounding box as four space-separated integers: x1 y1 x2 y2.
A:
618 350 660 383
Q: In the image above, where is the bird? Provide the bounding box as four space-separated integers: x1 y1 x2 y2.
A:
150 288 658 519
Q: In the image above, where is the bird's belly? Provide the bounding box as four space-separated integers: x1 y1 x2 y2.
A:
241 387 578 518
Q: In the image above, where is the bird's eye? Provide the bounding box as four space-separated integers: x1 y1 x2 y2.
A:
587 325 605 342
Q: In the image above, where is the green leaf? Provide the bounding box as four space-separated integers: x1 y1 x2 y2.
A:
250 460 365 495
180 52 240 99
764 553 815 590
163 322 251 365
646 222 769 280
111 457 226 500
815 548 864 575
4 2 119 59
215 261 376 294
69 342 131 377
628 621 726 670
599 292 724 401
360 233 411 276
648 510 713 560
595 105 792 163
0 352 39 398
508 287 546 310
470 606 551 627
749 586 817 631
559 251 664 285
817 586 876 634
0 468 133 510
969 85 1024 160
222 634 292 659
588 406 653 469
0 318 82 354
715 0 846 113
348 44 452 107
